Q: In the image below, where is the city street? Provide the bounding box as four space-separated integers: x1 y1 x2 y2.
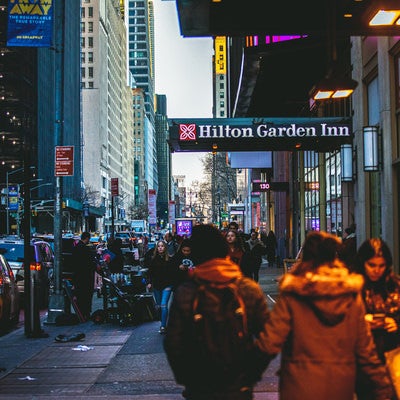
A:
0 262 282 399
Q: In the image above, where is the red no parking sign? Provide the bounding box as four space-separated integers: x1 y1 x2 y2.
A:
55 146 74 176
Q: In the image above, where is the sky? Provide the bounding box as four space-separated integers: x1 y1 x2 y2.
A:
153 0 213 185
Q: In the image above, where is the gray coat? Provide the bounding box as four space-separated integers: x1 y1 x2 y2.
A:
256 261 393 400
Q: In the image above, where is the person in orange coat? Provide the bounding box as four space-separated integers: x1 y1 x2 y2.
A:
256 231 393 400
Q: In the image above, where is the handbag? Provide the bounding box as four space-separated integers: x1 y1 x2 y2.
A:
385 346 400 400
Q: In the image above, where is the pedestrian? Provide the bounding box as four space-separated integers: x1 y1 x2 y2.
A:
265 230 277 267
71 232 97 321
256 231 394 400
144 240 174 334
164 231 178 257
164 224 270 400
169 238 195 287
106 237 124 274
354 237 400 400
225 229 252 278
338 225 357 270
246 230 266 282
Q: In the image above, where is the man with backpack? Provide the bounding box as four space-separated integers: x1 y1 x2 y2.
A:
164 224 270 400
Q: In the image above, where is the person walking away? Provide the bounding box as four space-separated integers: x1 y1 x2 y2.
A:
246 230 266 282
255 231 393 400
338 226 357 271
225 229 252 278
354 238 400 400
165 231 178 257
265 230 277 268
106 237 124 274
164 224 270 400
144 240 175 333
71 232 97 321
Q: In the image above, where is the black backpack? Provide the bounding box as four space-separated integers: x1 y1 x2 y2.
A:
191 278 252 369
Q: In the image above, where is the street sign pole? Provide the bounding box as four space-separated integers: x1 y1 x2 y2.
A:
45 0 65 325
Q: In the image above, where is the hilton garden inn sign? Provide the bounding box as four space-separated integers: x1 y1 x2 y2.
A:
167 117 352 153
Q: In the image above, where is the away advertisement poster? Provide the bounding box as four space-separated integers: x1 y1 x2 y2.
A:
7 0 53 47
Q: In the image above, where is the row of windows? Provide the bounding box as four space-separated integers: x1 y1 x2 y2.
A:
81 37 94 48
129 1 145 8
81 52 94 63
81 6 93 18
81 21 94 33
81 67 94 78
81 81 94 89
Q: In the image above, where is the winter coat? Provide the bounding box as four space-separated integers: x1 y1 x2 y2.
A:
145 253 175 290
256 260 394 400
164 257 270 394
246 238 266 267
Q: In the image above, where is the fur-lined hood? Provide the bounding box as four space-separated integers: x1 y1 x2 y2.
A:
279 261 364 326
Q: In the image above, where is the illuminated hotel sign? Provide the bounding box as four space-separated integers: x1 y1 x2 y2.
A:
179 122 350 140
168 117 352 153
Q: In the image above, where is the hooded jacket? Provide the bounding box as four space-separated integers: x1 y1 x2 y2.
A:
256 260 393 400
164 257 269 393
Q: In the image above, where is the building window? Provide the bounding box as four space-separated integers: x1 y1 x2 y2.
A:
81 67 85 78
88 21 93 33
88 67 93 78
81 7 85 18
80 37 85 48
88 81 94 88
88 7 93 17
88 51 93 63
80 22 85 33
88 37 93 47
81 52 85 63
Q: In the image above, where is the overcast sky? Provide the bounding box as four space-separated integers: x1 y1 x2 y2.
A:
153 0 213 185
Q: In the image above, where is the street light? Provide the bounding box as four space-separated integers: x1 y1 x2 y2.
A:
6 166 35 235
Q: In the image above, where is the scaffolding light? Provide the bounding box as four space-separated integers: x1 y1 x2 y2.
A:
310 77 358 101
369 10 400 26
364 1 400 26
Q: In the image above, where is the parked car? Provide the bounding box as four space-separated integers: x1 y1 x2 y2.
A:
0 253 20 330
0 238 54 308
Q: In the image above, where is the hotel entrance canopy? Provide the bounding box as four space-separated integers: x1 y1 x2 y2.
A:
168 117 352 153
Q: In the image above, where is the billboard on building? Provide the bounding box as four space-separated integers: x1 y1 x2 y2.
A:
148 189 157 225
7 0 53 47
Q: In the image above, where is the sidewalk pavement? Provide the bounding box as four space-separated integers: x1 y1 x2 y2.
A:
0 262 284 400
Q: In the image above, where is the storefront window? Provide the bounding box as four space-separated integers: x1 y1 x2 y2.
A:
304 151 320 232
326 151 342 236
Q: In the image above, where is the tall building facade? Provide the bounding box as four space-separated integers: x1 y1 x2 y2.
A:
126 0 155 126
155 94 171 227
81 0 135 231
126 0 158 220
132 87 147 205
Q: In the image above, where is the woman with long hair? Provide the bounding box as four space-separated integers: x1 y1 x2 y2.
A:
354 238 400 399
144 240 175 334
225 229 252 277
